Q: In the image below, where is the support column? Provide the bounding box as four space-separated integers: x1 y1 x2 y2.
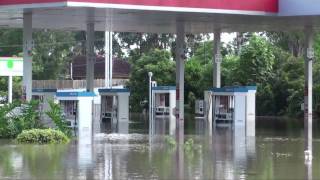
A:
8 76 12 103
175 21 185 121
86 10 95 92
148 72 153 135
105 31 113 88
304 27 314 162
23 12 33 101
213 29 221 88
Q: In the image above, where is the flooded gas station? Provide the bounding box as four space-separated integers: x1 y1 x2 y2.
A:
1 0 320 179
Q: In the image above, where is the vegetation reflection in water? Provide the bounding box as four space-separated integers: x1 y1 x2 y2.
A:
0 142 69 179
0 118 320 179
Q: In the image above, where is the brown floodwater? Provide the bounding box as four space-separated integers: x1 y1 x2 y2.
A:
0 116 319 179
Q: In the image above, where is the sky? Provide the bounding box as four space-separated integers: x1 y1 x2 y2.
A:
222 33 237 44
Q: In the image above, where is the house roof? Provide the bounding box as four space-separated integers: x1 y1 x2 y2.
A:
72 55 131 79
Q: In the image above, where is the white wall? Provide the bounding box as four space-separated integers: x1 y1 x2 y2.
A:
279 0 320 16
77 97 93 166
117 93 130 122
78 97 93 143
234 94 246 128
246 92 256 137
204 91 212 124
169 90 176 135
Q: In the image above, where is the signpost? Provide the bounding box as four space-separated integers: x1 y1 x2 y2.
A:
0 57 23 103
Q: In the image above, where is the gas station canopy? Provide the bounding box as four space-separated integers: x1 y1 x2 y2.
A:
1 0 320 33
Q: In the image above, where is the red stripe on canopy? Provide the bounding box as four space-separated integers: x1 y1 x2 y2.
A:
0 0 278 13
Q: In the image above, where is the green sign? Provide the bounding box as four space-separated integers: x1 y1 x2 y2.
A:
0 57 23 76
7 59 14 69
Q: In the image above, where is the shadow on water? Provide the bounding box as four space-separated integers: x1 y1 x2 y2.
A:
0 115 319 179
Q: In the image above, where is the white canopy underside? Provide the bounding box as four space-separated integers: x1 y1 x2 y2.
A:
1 6 320 33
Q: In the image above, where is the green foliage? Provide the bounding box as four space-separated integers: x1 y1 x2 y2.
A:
0 101 42 138
185 60 204 99
221 55 241 86
127 49 175 112
46 100 72 137
16 129 69 144
184 138 194 152
164 136 176 147
237 35 275 85
187 92 196 111
32 30 76 80
0 29 23 56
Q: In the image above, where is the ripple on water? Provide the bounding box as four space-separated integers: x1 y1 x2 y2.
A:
94 133 149 144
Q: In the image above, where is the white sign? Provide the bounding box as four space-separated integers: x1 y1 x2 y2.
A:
215 54 222 63
0 57 23 76
307 48 315 60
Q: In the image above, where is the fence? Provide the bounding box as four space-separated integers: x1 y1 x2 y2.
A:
32 79 128 89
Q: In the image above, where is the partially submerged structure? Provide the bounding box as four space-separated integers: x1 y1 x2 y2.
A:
152 86 176 119
98 88 130 134
205 86 257 136
55 91 95 138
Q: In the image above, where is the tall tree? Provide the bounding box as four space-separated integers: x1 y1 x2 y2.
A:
126 49 175 112
32 30 76 80
265 31 304 57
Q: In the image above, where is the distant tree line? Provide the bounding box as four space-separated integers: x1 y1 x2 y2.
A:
0 29 320 116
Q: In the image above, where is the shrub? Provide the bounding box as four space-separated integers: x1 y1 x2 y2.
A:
184 138 194 151
164 136 176 147
46 100 72 137
16 129 70 144
0 101 42 138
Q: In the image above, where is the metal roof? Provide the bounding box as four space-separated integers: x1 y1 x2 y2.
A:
0 1 320 33
72 56 130 79
98 88 130 93
56 91 96 97
152 86 176 91
209 86 257 93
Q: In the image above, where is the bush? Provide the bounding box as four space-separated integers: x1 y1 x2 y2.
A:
46 100 72 137
0 101 42 138
164 136 176 147
184 138 194 151
16 129 70 144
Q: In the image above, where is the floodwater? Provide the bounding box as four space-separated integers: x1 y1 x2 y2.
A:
0 115 320 179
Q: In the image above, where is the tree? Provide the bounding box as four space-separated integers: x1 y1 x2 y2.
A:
265 31 304 57
236 35 276 115
0 29 23 56
32 30 76 80
237 35 275 85
117 32 175 59
127 49 175 112
185 59 204 101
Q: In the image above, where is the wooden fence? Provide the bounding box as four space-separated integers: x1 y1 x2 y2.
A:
32 79 128 89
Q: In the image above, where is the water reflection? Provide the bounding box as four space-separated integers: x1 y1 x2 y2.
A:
213 126 256 179
0 117 319 179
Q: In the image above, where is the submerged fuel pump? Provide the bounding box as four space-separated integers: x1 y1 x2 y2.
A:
204 86 257 136
98 88 130 134
55 91 95 138
32 88 57 126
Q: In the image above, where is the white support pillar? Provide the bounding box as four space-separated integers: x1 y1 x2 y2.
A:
213 29 221 88
23 12 33 101
8 76 12 103
148 72 153 135
175 21 185 121
304 27 314 162
105 31 113 88
86 10 95 92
